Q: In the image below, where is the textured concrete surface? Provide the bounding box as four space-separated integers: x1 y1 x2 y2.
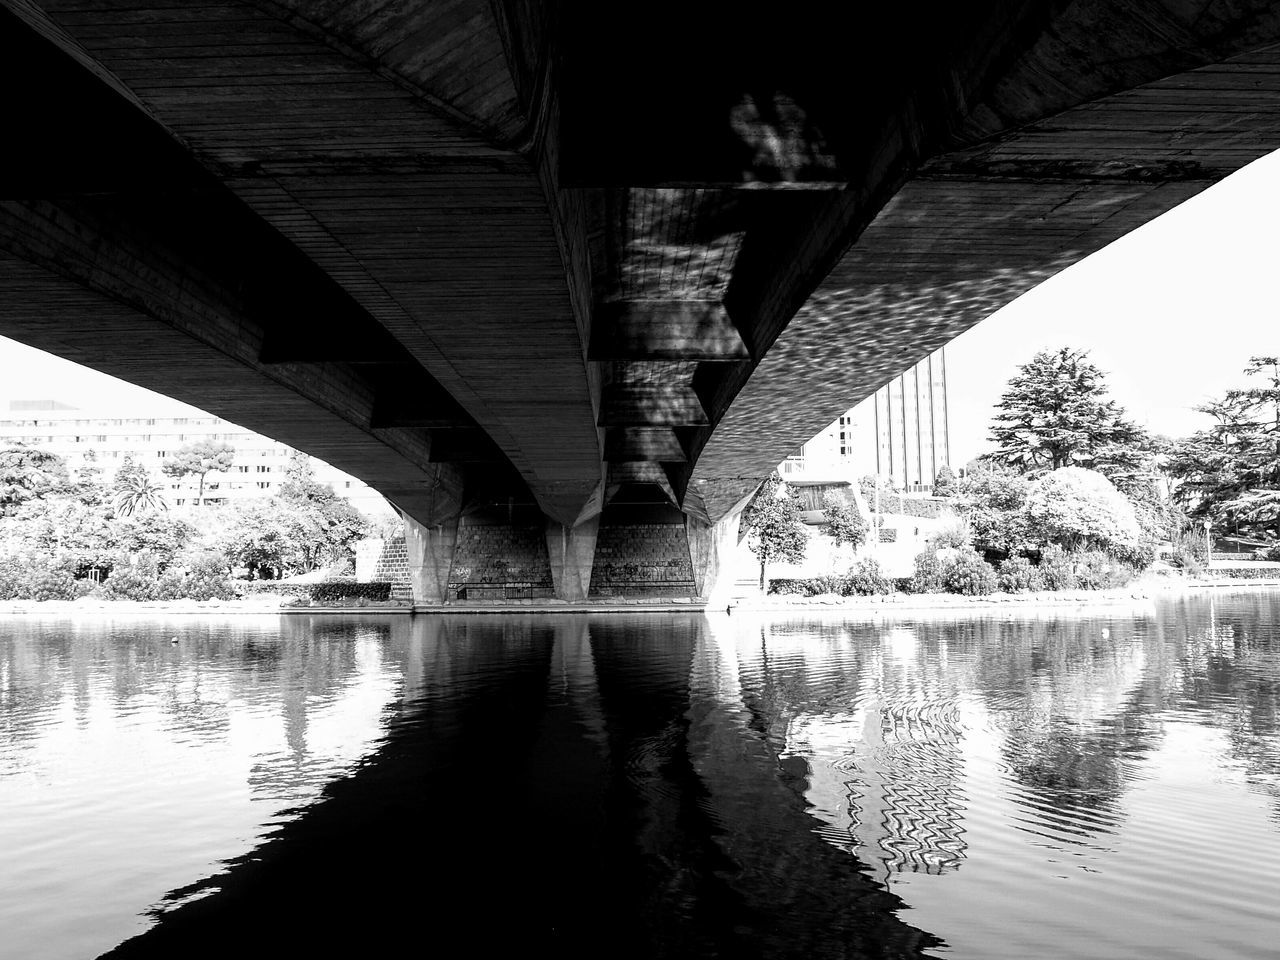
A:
4 1 1280 532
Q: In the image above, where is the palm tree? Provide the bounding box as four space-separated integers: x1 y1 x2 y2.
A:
113 473 169 517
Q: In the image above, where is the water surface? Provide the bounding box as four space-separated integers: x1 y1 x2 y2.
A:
1 595 1278 958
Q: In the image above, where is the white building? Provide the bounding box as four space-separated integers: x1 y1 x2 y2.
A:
782 346 951 493
0 399 393 516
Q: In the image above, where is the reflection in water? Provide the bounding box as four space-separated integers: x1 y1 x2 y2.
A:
1 595 1279 959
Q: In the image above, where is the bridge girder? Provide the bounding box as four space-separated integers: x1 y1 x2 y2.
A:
3 0 1280 526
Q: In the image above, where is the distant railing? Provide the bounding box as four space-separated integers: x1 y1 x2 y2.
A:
590 562 697 597
452 581 554 601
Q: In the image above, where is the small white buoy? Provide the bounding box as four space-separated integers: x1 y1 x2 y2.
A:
1101 628 1111 639
170 636 179 644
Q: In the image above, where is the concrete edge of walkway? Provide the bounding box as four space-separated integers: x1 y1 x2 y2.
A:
411 600 710 615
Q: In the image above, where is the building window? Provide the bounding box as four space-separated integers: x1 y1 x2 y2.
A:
257 482 270 489
257 465 270 473
237 465 249 473
156 451 167 458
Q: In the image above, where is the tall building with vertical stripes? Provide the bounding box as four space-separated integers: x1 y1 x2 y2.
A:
780 347 950 492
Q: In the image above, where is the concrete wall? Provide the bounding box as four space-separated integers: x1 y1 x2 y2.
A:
449 522 553 600
588 523 695 598
357 517 699 602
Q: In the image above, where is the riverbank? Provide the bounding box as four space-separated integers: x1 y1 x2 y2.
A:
728 576 1280 617
1 576 1276 616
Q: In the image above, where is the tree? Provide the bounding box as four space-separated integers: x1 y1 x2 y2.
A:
989 348 1143 475
932 464 957 497
113 471 169 517
742 474 808 590
821 491 867 549
1023 467 1142 557
0 445 70 515
1168 356 1280 542
954 465 1034 558
161 440 235 506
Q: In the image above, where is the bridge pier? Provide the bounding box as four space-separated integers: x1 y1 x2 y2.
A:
686 508 746 606
543 516 601 602
403 514 460 605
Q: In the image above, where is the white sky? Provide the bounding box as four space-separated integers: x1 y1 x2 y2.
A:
945 148 1280 465
2 147 1278 461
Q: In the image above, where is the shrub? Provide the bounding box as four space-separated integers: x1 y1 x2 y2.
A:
803 574 847 597
767 579 807 595
23 561 79 601
0 556 22 600
846 558 892 595
908 550 945 594
100 553 164 601
1038 545 1078 591
929 514 971 550
996 556 1044 593
1254 543 1280 562
1024 468 1142 557
941 550 997 596
70 578 102 600
1074 550 1136 590
309 581 392 603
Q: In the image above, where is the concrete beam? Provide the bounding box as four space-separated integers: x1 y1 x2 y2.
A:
604 427 687 463
589 301 750 361
544 516 601 602
427 428 507 464
598 384 709 426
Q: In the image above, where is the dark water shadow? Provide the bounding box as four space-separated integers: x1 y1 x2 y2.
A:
100 614 936 959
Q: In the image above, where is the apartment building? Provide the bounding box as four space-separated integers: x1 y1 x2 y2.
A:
1 399 393 515
782 346 951 492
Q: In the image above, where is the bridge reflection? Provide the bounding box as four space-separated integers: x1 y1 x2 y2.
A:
102 615 935 959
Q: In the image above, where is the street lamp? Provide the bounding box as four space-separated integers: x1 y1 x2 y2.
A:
1203 518 1212 566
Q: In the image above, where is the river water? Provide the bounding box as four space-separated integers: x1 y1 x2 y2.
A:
1 595 1278 958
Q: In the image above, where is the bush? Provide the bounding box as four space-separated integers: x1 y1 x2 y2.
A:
767 579 808 596
929 514 971 550
941 550 997 595
1038 545 1078 591
70 578 102 600
309 581 392 603
100 553 163 601
908 550 945 594
1254 543 1280 562
846 558 892 595
169 553 237 601
1024 468 1142 557
0 556 22 600
802 574 847 597
23 561 79 601
1073 550 1136 590
996 556 1044 593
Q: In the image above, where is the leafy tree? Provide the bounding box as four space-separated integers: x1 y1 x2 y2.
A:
162 440 235 506
276 453 369 572
954 466 1034 558
112 455 150 493
1024 467 1142 556
989 348 1143 475
1168 356 1280 543
113 471 169 517
221 457 369 577
742 474 808 590
932 464 957 497
821 491 867 549
0 445 70 515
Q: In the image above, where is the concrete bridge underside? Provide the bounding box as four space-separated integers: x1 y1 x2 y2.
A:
4 1 1280 600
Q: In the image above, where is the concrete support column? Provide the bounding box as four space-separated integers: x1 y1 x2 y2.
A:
686 509 744 606
544 515 601 602
403 513 460 605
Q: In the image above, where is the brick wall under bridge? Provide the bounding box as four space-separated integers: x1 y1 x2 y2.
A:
356 512 698 603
